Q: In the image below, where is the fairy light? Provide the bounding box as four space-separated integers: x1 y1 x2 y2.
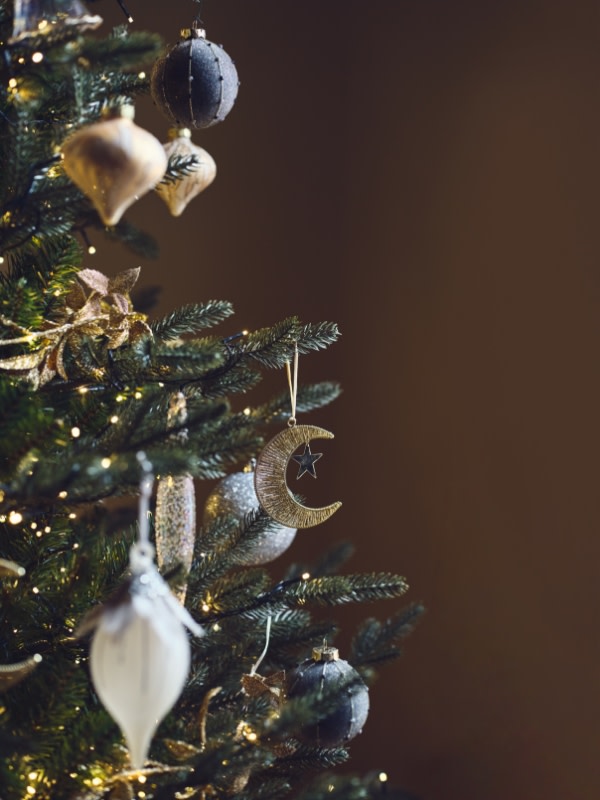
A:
201 602 210 612
30 522 37 529
0 515 7 523
28 772 38 781
91 778 102 786
58 491 67 499
38 19 49 31
138 71 146 79
8 511 23 525
328 785 335 793
134 391 142 399
116 394 125 403
78 386 88 395
243 407 251 416
31 52 44 63
110 415 119 424
26 786 35 796
32 587 39 594
301 572 310 580
87 245 96 255
68 512 76 520
36 530 42 538
44 526 51 533
101 457 111 469
8 78 17 88
212 623 221 632
379 772 388 784
137 776 147 784
71 427 81 438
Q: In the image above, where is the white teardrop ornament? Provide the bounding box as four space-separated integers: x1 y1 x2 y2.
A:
85 541 203 769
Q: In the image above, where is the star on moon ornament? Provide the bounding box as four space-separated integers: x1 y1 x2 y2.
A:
254 345 341 529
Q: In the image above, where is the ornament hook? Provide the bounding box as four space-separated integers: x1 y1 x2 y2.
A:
249 614 272 676
285 341 299 427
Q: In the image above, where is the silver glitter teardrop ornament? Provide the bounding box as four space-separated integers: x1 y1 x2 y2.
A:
155 392 196 603
203 468 297 565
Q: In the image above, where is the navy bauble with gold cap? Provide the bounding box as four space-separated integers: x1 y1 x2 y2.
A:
286 645 370 747
151 24 239 129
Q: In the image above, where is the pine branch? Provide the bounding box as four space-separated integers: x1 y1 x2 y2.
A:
351 603 425 671
253 381 342 424
267 744 350 774
160 152 202 184
281 574 409 608
240 317 340 369
151 301 235 340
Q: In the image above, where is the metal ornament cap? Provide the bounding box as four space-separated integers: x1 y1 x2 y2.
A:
312 645 339 662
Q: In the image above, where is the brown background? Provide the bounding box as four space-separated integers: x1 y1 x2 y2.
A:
98 1 600 798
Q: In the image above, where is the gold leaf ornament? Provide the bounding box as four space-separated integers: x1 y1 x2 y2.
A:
0 267 150 386
62 106 168 226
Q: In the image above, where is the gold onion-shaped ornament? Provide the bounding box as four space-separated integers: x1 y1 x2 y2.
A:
62 105 168 226
156 128 217 216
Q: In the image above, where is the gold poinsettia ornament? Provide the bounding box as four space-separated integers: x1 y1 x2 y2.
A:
0 267 150 387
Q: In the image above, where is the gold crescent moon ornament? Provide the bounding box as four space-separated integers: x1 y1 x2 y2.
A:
254 424 342 528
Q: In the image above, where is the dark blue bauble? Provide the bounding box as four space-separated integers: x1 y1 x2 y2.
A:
286 646 370 747
151 27 239 129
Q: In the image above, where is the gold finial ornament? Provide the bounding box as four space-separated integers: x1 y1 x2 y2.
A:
156 129 217 217
62 106 168 226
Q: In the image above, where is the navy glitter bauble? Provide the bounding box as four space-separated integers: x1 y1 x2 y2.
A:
286 646 370 747
151 27 239 129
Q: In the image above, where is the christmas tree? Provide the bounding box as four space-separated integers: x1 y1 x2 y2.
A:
0 2 422 798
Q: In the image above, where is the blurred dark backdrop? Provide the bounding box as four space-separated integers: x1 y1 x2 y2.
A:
96 1 600 798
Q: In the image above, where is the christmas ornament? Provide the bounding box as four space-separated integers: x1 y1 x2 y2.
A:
78 458 204 769
155 392 196 603
156 128 217 217
150 23 239 129
0 560 42 691
9 0 102 43
254 344 341 528
204 465 297 565
61 105 168 226
0 266 150 387
286 644 369 747
241 616 285 710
